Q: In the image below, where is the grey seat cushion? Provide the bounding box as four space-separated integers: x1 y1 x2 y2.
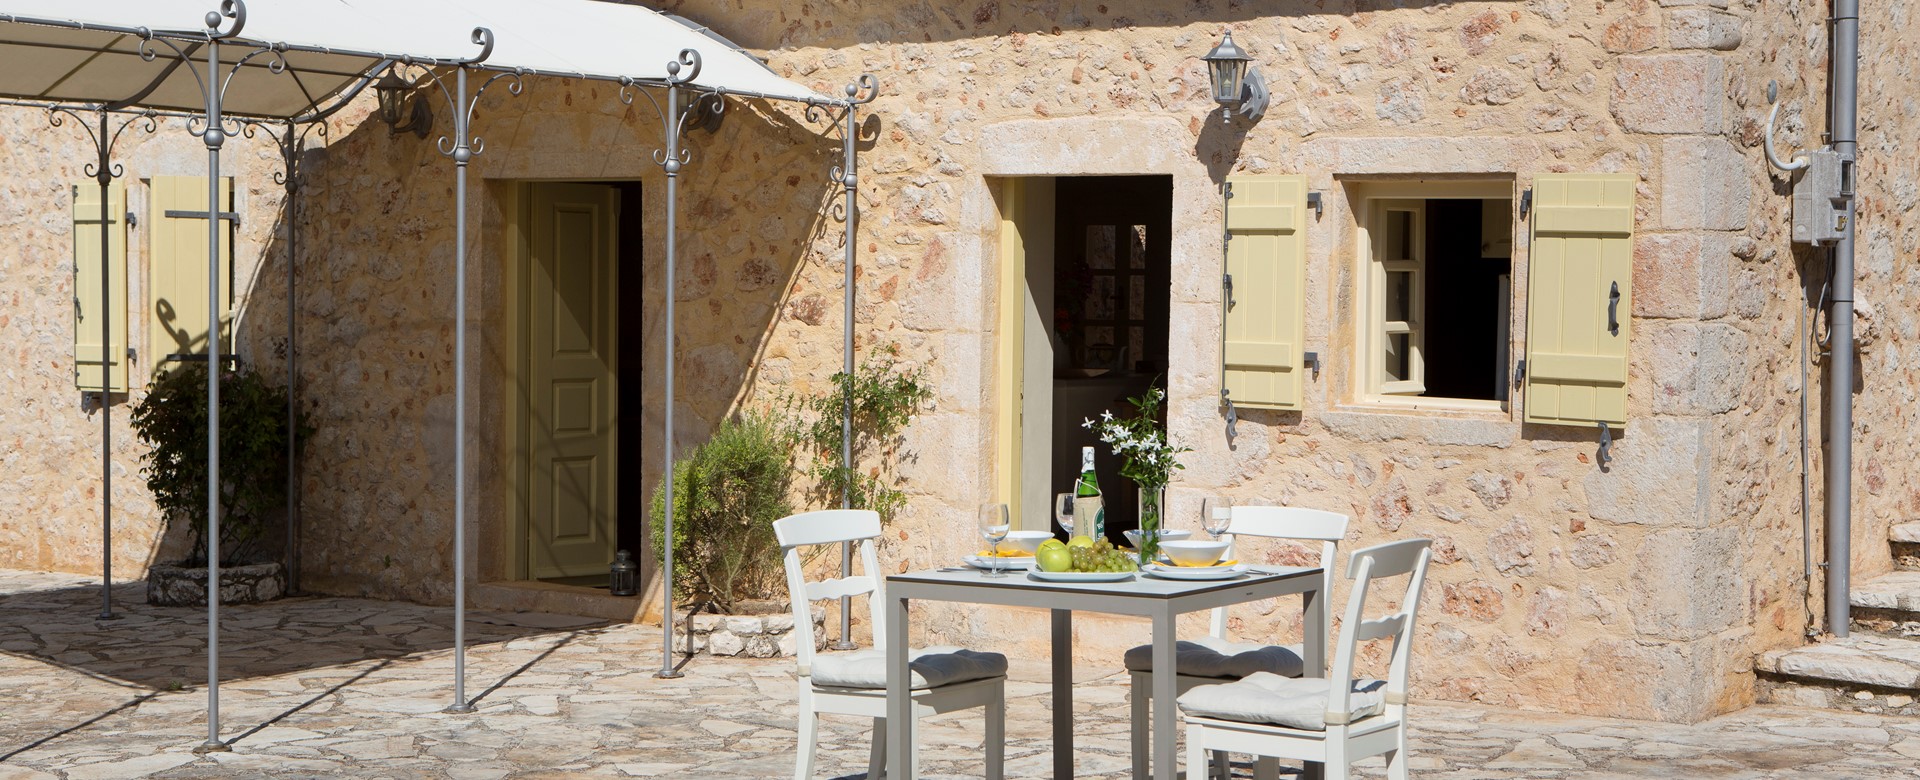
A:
1177 672 1387 731
810 646 1007 690
1123 636 1305 680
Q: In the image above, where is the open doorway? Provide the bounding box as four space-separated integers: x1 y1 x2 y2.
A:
997 175 1172 544
514 180 647 587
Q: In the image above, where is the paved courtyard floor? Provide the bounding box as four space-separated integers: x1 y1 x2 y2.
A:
2 569 1919 779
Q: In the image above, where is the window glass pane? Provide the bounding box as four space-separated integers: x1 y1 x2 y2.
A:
1129 225 1147 269
1385 270 1412 323
1087 276 1115 320
1086 225 1116 269
1385 332 1410 383
1388 210 1413 261
1129 276 1145 320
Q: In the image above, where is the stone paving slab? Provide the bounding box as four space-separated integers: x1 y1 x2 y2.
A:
1757 635 1920 689
4 569 1920 779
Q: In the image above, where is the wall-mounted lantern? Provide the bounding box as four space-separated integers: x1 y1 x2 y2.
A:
373 69 432 139
1202 29 1268 124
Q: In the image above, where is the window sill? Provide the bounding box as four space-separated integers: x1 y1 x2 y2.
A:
1352 395 1510 417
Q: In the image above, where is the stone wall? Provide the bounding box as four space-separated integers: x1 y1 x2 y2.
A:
2 0 1916 725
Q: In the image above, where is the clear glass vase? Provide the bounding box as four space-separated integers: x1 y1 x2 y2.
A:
1138 485 1166 566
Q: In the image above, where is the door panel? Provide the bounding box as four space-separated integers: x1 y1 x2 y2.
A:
529 183 620 580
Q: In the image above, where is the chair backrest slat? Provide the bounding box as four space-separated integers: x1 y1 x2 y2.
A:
1351 614 1406 643
803 575 877 602
777 509 886 678
1210 506 1350 644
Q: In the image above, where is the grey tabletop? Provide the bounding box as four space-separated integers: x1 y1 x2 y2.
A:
887 564 1320 598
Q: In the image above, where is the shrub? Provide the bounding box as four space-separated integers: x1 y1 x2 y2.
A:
650 409 795 613
128 363 312 567
781 344 931 524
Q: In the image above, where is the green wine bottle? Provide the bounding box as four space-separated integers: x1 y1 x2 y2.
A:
1073 446 1106 541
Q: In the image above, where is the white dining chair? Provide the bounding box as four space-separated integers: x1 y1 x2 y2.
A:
776 509 1007 780
1180 538 1434 780
1125 506 1349 780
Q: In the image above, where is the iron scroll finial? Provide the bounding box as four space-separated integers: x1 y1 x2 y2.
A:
667 49 702 86
467 27 497 65
209 0 246 39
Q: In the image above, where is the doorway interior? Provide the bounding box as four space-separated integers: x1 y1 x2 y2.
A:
514 180 646 587
999 175 1173 544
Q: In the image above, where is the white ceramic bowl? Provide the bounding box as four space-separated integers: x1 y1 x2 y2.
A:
1160 539 1231 567
1123 528 1193 549
997 530 1055 556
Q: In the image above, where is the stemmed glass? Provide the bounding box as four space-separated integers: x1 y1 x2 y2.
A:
979 503 1011 578
1201 496 1232 541
1053 492 1076 538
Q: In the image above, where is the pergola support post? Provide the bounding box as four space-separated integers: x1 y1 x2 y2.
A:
651 53 705 680
93 110 117 622
195 13 232 756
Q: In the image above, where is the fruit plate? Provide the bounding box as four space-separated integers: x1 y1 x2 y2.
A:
1025 565 1135 582
964 554 1034 570
1142 563 1249 581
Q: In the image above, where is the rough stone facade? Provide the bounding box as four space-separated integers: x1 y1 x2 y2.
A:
681 607 829 658
2 0 1918 724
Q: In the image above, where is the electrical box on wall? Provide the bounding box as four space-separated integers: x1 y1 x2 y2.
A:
1792 149 1853 246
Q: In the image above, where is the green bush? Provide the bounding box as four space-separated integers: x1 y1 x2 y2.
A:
781 344 931 524
128 363 312 567
650 409 795 614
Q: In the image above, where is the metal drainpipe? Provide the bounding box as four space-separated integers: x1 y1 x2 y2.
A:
1825 0 1860 638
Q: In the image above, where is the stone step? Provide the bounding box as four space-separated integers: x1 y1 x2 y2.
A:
1852 571 1920 637
1893 521 1920 571
1755 635 1920 716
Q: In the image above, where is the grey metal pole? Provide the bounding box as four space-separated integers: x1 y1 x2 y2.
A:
834 101 858 652
448 65 477 713
283 120 300 596
1825 0 1860 638
197 30 230 756
95 109 117 621
657 78 684 680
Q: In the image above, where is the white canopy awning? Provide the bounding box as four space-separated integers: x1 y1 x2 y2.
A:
0 0 830 118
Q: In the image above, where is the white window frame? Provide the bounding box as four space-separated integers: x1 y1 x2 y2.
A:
1353 180 1515 413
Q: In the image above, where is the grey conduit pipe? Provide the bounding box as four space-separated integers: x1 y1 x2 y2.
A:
1825 0 1860 638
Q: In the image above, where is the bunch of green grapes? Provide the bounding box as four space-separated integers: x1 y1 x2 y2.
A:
1069 539 1138 573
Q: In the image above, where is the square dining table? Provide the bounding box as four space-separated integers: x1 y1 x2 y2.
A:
883 564 1326 780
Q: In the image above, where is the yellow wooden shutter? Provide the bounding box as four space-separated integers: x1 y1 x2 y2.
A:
148 176 235 373
1523 174 1635 427
74 181 129 392
1222 175 1308 411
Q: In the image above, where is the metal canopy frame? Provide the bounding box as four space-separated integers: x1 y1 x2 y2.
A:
0 0 869 752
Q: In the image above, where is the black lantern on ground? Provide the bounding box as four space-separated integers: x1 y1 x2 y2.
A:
610 550 638 597
373 69 432 139
1201 29 1268 124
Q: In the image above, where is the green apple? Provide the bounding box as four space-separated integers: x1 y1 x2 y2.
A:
1036 545 1073 572
1067 535 1096 549
1038 538 1067 553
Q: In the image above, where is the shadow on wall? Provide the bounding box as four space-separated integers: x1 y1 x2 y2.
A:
222 76 867 600
676 0 1472 50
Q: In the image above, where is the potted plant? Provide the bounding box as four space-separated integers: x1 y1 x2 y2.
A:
1084 385 1190 565
652 409 823 657
129 362 311 606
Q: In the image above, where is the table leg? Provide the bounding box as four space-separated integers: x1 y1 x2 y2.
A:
1051 608 1073 779
1303 585 1326 677
1301 587 1326 780
888 593 912 779
1151 608 1176 780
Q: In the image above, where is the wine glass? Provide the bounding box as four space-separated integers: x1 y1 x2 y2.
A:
979 503 1011 578
1201 496 1232 541
1053 492 1076 538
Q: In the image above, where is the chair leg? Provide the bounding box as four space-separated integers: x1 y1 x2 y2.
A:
1187 723 1207 780
1384 724 1409 780
985 683 1005 780
794 705 818 780
866 717 886 780
1130 674 1150 780
1254 755 1280 780
1324 737 1350 780
1214 750 1233 780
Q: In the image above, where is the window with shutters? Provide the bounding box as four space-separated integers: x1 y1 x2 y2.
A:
1353 180 1515 411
